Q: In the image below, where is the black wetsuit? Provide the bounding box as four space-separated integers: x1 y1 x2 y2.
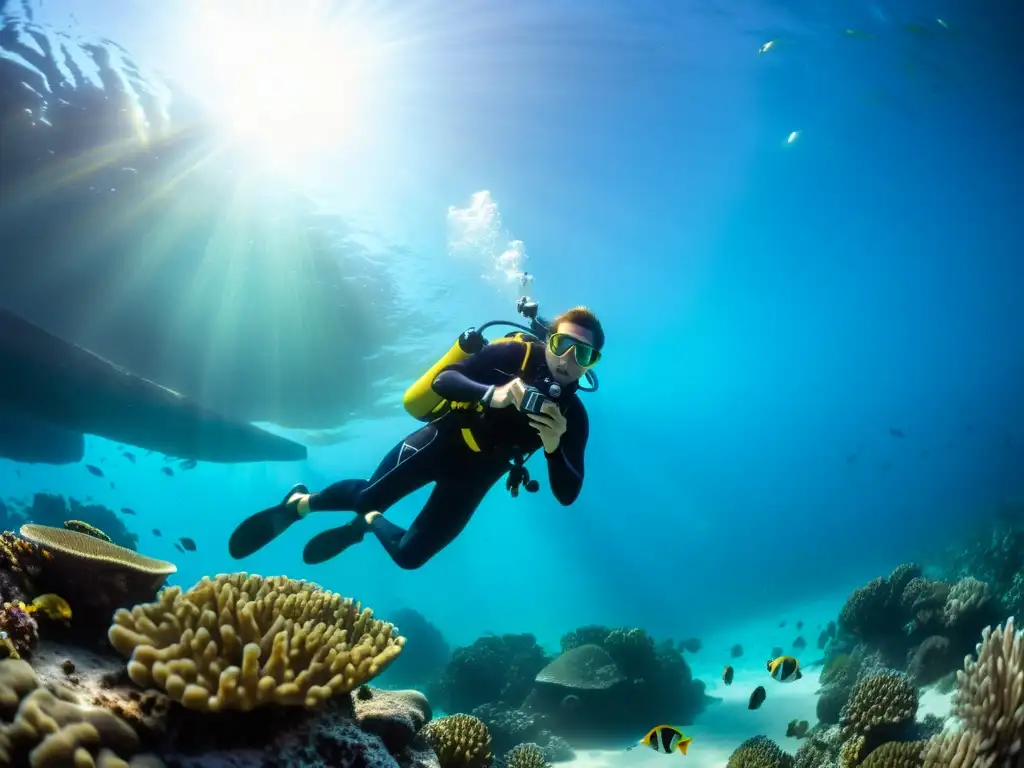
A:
307 340 589 569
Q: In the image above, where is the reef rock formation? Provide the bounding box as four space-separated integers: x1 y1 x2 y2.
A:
522 626 710 746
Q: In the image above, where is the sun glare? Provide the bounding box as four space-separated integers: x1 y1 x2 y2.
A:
188 3 388 167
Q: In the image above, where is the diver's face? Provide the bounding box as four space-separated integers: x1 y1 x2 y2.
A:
545 322 597 385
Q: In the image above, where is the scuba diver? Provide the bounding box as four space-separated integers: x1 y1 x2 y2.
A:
228 298 604 569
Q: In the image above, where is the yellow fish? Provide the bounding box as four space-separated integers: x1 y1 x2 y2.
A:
25 594 72 621
629 725 694 756
767 655 802 682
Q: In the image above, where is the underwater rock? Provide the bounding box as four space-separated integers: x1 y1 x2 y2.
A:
353 686 432 754
22 639 440 768
429 633 550 714
0 15 429 432
0 308 308 463
469 705 574 763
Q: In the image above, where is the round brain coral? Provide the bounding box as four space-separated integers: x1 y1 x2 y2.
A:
858 740 924 767
840 672 918 765
505 743 549 768
422 713 493 768
107 573 404 711
726 736 795 768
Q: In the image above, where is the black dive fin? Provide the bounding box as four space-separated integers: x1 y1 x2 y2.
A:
228 483 308 559
302 521 366 565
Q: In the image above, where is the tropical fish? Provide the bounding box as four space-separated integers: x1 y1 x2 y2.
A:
180 459 198 470
179 537 197 552
722 665 735 685
25 593 72 622
152 528 162 537
889 427 905 438
730 644 744 658
758 40 776 54
796 621 803 630
793 636 807 650
768 656 802 683
748 685 767 709
174 542 185 553
122 451 136 463
628 725 693 756
121 507 136 515
85 464 104 478
681 637 702 653
161 467 174 477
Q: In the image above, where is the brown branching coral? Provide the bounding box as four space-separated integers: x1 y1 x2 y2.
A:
108 573 405 711
950 617 1023 762
422 713 493 768
0 658 164 767
921 730 985 768
726 736 795 767
839 672 918 766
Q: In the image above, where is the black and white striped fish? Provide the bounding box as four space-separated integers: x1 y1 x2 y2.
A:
767 655 803 683
627 725 694 756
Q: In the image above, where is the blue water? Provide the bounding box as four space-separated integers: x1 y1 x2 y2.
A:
1 0 1022 664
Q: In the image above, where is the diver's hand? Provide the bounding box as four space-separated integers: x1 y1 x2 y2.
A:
491 378 527 409
528 401 567 453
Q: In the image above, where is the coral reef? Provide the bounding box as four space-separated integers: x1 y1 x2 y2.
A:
0 531 48 606
519 625 708 744
429 634 549 714
108 573 405 710
943 505 1024 619
0 602 38 660
421 714 492 768
18 524 176 640
0 657 165 766
826 562 1004 704
379 608 451 691
726 735 794 767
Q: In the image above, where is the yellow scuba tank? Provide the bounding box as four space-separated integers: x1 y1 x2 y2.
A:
402 297 599 422
402 328 531 422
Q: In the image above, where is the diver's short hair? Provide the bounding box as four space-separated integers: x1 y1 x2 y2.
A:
551 306 605 351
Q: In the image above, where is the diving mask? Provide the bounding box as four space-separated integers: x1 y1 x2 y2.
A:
548 332 601 367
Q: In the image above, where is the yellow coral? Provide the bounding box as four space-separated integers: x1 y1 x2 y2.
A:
859 741 924 767
107 573 404 711
840 672 918 765
422 714 493 768
952 617 1023 762
921 730 988 768
506 743 549 768
0 659 165 767
726 736 794 768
